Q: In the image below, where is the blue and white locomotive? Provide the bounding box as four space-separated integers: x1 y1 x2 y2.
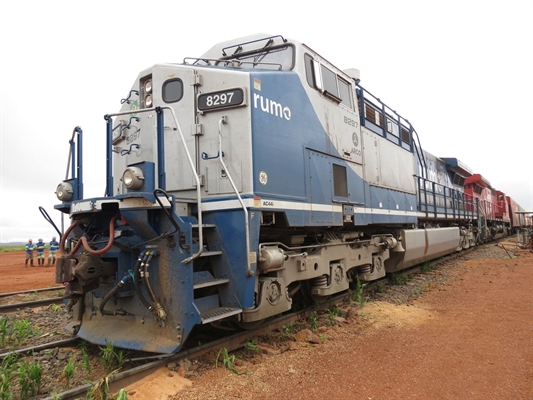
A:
54 34 488 353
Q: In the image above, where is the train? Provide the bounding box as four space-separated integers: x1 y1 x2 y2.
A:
52 34 532 353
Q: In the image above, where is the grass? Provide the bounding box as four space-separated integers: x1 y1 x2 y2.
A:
350 275 368 306
282 321 295 335
62 358 77 389
389 273 409 285
411 284 431 297
0 245 26 253
309 310 318 332
215 348 239 374
421 262 433 272
99 342 127 373
48 303 62 312
326 305 340 325
375 281 385 293
0 316 37 347
244 340 259 353
0 354 43 399
86 369 120 400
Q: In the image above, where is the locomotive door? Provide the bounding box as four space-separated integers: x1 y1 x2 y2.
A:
152 66 198 192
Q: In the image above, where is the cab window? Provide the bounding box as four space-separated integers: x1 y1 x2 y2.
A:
304 54 352 108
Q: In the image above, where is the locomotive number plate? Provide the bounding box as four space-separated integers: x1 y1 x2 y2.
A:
198 88 244 111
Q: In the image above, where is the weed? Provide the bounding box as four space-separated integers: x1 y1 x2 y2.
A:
283 321 295 335
0 317 11 347
114 388 129 399
99 342 127 373
326 305 339 325
87 369 119 400
389 273 408 285
351 275 368 306
12 319 36 345
375 282 385 293
421 262 432 272
411 284 430 297
215 347 238 373
17 361 32 399
100 342 115 372
48 303 62 312
115 349 127 369
28 360 43 395
0 353 17 400
1 353 18 371
309 310 318 332
318 334 326 341
23 292 38 302
81 347 92 377
244 340 259 353
63 358 77 389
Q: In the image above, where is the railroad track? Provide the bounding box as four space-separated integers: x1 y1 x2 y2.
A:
2 241 513 400
0 286 65 313
43 306 317 400
0 286 64 298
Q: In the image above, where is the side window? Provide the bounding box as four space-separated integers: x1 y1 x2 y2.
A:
304 54 315 87
321 65 339 99
162 79 184 103
337 78 351 107
304 53 352 108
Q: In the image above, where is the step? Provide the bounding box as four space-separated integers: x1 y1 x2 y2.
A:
193 271 229 289
191 223 217 229
200 307 242 324
199 250 223 257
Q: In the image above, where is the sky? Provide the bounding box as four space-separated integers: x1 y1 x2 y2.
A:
1 0 532 243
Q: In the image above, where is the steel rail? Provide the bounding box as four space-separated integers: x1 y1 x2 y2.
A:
0 286 64 298
0 297 64 313
0 337 79 360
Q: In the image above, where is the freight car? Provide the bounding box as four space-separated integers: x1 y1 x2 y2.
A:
52 34 529 353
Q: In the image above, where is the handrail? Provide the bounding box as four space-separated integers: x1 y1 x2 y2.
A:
182 57 283 70
104 106 203 263
221 35 287 56
417 176 479 220
217 116 253 277
356 84 428 179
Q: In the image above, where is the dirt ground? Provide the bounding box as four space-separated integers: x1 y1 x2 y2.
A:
0 251 61 293
170 245 533 400
1 246 532 399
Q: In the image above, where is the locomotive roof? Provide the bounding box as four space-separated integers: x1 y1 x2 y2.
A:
465 173 492 188
441 158 473 177
199 34 297 60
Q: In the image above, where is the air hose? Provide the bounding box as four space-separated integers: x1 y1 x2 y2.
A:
143 251 167 321
99 270 134 316
135 252 155 313
60 217 118 256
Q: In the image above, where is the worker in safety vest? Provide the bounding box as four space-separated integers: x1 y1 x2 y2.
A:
36 238 46 266
25 239 35 267
47 237 59 267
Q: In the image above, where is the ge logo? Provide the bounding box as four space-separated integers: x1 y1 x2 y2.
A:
352 132 359 147
259 171 268 185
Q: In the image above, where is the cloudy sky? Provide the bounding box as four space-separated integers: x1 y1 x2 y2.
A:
1 0 532 243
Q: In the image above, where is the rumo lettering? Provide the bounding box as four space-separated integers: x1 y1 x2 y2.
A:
253 93 291 120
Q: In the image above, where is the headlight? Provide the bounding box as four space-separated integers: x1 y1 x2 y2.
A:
143 80 152 94
55 182 73 201
144 95 153 108
122 167 144 190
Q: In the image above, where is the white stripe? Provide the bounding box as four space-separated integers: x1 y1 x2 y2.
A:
201 198 418 217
